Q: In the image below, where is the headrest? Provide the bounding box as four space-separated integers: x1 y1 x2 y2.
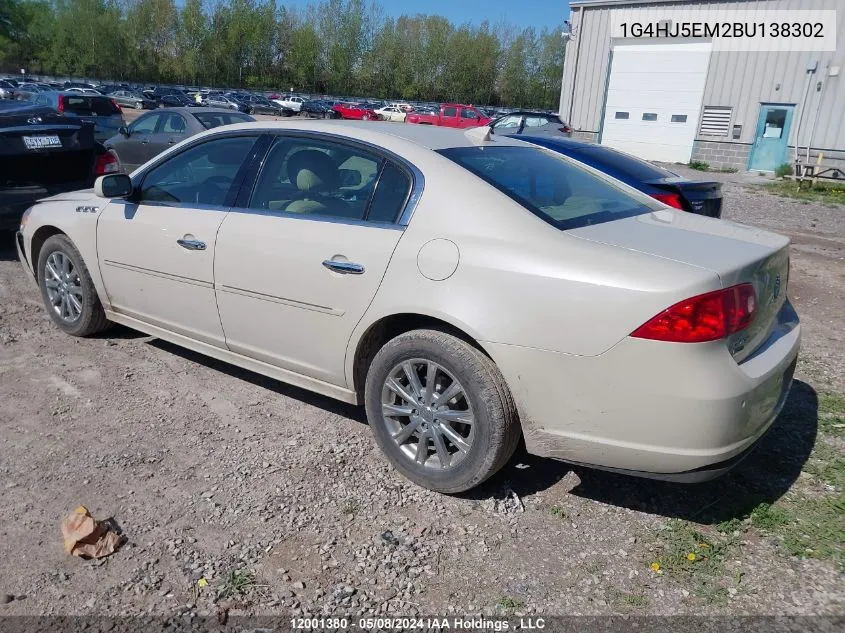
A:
287 150 338 193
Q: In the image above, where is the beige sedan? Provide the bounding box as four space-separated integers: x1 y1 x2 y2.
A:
16 121 800 493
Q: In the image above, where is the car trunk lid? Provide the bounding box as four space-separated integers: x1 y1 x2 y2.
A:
569 211 790 361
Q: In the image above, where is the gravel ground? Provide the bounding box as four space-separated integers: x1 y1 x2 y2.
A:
0 169 843 619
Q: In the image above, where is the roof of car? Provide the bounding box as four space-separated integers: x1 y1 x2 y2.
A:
518 135 597 150
152 106 248 116
218 119 527 150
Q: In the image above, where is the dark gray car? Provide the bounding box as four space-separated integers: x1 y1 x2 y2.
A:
488 111 572 137
31 90 126 142
104 107 255 173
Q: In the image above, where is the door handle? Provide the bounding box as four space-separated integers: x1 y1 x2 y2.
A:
177 238 206 251
322 260 364 274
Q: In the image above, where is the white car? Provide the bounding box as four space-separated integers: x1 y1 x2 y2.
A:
16 121 800 493
64 87 103 95
272 95 303 112
375 105 407 122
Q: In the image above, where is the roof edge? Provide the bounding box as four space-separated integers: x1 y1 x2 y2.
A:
571 0 715 8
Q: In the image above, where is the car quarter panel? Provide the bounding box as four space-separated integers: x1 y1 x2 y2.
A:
344 146 721 388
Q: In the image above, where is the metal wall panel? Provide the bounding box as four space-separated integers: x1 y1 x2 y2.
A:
559 0 844 152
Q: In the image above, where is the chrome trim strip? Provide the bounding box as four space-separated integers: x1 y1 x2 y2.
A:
217 284 344 316
102 259 212 288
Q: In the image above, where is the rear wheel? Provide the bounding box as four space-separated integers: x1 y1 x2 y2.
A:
37 235 109 337
365 330 521 493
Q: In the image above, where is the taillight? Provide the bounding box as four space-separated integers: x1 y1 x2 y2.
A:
559 125 571 134
650 192 685 210
111 98 122 113
57 95 64 113
631 283 757 343
95 150 120 175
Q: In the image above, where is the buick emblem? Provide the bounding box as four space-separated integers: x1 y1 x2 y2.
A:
27 116 42 124
773 274 781 300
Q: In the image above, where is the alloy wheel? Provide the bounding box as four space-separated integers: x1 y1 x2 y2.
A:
43 251 83 323
380 359 475 470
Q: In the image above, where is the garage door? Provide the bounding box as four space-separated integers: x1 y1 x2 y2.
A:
600 41 712 163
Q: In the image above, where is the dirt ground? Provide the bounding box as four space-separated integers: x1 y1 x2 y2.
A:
0 164 843 619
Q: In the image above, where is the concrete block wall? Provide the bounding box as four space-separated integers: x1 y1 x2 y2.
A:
573 130 599 142
691 140 752 171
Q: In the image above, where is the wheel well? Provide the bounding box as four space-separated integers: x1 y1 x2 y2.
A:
30 226 65 280
352 313 487 400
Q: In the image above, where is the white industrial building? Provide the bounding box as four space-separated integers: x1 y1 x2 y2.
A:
559 0 845 172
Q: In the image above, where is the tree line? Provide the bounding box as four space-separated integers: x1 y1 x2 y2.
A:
0 0 566 109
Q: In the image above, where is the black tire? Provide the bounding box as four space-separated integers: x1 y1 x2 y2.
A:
364 329 521 493
37 234 110 337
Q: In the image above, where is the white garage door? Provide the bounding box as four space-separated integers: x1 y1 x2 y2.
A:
600 41 712 163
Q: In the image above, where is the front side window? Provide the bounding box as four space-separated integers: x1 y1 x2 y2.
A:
438 146 660 230
130 113 160 134
140 136 256 206
443 106 457 117
494 115 522 129
461 108 479 120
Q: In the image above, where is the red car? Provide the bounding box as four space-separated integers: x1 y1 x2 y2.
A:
405 103 491 129
332 102 378 121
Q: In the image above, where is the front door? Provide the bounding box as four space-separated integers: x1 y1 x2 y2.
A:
214 134 414 386
748 104 794 172
97 134 258 346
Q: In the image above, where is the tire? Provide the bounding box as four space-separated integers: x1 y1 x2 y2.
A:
364 329 521 493
37 234 110 337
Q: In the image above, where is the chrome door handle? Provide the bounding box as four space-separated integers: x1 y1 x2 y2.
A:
322 260 364 274
177 238 206 251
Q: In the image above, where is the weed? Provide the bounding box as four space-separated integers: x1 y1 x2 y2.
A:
764 180 845 204
774 163 793 178
496 596 525 614
549 505 566 519
342 500 360 515
218 569 256 599
716 518 742 534
749 502 791 530
818 393 845 437
688 160 710 171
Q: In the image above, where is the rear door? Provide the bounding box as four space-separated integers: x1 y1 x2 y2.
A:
146 111 188 159
214 133 414 386
441 106 457 127
459 107 481 128
97 134 259 345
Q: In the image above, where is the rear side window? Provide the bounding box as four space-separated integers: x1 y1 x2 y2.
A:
443 107 457 117
438 146 660 230
193 112 253 129
62 96 120 116
573 146 677 181
368 162 412 223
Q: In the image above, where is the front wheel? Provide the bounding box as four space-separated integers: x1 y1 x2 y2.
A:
37 235 110 337
365 329 521 493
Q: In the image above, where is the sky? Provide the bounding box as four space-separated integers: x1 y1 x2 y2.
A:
286 0 569 31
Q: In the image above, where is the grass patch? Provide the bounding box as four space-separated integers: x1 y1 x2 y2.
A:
549 505 567 519
818 392 845 437
496 596 525 614
764 180 845 205
688 160 710 171
749 502 791 530
716 517 743 535
774 163 793 178
650 519 738 604
218 569 257 599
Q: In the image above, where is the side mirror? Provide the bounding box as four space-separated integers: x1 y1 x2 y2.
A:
119 125 130 137
95 174 133 199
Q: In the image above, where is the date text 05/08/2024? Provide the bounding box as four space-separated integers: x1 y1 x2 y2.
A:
290 617 547 630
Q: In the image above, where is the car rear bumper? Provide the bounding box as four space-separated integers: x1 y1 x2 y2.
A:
487 299 801 480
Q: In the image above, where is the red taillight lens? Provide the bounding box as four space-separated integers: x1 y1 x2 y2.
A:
631 283 757 343
650 192 685 210
57 94 64 113
111 98 122 113
559 125 571 134
94 150 120 175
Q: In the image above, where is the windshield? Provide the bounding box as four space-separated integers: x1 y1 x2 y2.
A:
438 146 660 230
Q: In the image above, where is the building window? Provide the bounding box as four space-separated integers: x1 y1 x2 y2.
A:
699 106 732 136
642 113 657 121
615 111 629 119
671 114 687 123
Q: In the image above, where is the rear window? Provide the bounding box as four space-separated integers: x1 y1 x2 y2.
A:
572 146 677 181
438 146 660 230
62 96 120 116
193 112 254 129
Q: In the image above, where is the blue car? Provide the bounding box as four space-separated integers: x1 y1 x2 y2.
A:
518 135 723 218
30 91 126 143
